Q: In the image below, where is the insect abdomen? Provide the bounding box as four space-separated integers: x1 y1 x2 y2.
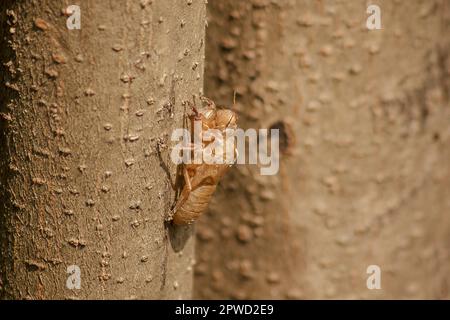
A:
172 185 217 225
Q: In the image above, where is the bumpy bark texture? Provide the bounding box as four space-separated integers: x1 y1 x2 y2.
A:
195 0 450 299
0 0 205 299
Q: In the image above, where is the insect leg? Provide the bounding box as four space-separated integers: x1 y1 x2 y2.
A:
183 165 192 191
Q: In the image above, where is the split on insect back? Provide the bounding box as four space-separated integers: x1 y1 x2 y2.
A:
170 96 239 225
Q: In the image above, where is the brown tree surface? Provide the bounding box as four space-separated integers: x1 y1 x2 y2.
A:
195 0 450 299
0 0 205 299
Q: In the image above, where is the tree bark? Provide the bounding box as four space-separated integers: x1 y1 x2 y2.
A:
0 0 205 299
195 0 450 299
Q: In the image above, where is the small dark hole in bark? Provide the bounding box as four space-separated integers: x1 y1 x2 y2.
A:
269 120 295 154
26 265 39 272
433 132 440 142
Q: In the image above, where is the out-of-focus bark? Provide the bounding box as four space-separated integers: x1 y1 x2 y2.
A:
195 0 450 299
0 0 205 299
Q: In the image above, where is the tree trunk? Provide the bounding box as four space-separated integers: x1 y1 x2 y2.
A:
195 0 450 299
0 0 205 299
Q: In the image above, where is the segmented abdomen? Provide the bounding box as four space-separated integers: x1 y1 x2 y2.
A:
172 185 217 225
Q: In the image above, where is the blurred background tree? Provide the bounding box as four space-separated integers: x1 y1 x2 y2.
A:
195 0 450 299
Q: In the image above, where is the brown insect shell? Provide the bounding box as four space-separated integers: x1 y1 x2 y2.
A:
172 164 229 225
215 109 238 130
190 103 216 127
200 106 217 131
172 105 237 225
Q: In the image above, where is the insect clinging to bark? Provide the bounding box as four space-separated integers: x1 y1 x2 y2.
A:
171 96 238 225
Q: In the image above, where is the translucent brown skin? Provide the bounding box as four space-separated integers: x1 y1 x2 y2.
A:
172 103 237 225
172 164 230 225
